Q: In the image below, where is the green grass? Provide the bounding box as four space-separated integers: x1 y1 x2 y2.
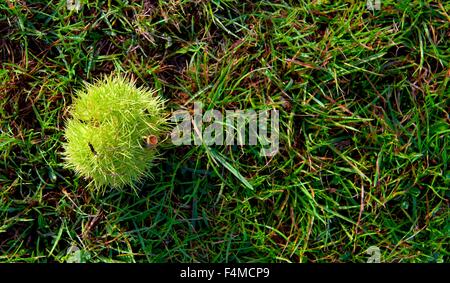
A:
0 0 449 263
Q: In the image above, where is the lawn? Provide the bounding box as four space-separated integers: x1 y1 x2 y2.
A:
0 0 449 263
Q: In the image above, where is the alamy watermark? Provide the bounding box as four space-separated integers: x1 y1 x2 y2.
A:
366 246 381 263
67 0 81 11
170 103 279 157
68 0 381 12
366 0 381 11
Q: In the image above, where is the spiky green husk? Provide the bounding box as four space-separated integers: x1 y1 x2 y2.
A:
63 75 167 189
